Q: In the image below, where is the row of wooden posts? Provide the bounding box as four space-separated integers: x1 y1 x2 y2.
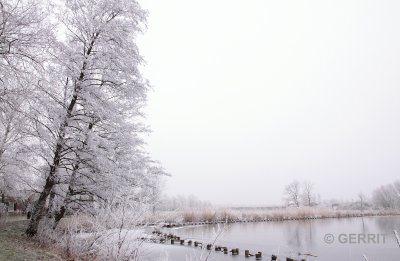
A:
152 230 306 261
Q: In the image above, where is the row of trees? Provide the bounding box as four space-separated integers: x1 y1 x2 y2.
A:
283 179 400 210
1 0 163 237
159 195 212 211
372 180 400 209
283 180 319 207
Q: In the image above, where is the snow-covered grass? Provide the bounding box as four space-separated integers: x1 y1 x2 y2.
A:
0 216 63 261
35 205 156 261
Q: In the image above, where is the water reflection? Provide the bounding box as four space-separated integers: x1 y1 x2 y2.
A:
166 216 400 261
374 216 400 233
283 220 316 251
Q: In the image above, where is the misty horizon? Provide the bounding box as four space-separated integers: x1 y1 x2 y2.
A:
138 0 400 205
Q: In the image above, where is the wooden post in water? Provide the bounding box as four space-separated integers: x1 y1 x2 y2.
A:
188 240 192 246
255 252 262 260
180 239 185 245
271 254 277 260
231 248 239 255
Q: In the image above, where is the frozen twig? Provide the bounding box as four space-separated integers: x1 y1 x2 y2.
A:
203 223 226 261
394 230 400 248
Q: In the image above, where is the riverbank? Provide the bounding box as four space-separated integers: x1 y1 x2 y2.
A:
0 216 64 261
150 207 400 227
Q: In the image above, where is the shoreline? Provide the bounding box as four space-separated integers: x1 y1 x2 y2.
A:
147 213 399 261
153 208 400 228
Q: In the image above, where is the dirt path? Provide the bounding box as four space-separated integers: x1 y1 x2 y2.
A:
0 215 64 261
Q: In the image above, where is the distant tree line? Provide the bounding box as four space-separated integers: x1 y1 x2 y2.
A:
283 179 400 210
283 180 319 207
372 180 400 209
158 195 212 211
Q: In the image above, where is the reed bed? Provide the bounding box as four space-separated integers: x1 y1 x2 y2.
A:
145 207 400 225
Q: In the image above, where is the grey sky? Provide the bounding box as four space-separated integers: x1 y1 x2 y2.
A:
137 0 400 205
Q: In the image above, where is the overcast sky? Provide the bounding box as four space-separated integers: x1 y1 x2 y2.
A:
137 0 400 205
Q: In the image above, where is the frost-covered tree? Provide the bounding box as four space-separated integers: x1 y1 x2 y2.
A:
158 195 212 211
0 0 52 96
26 0 163 236
357 193 366 212
284 180 301 207
0 0 53 199
301 181 317 207
372 181 400 209
0 96 28 197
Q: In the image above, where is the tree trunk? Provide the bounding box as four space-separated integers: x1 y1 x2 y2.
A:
26 92 79 236
53 122 94 229
52 164 78 229
26 168 56 236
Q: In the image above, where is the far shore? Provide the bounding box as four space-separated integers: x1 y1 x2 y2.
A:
147 207 400 227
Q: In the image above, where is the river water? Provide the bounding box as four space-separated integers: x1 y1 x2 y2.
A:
142 216 400 261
